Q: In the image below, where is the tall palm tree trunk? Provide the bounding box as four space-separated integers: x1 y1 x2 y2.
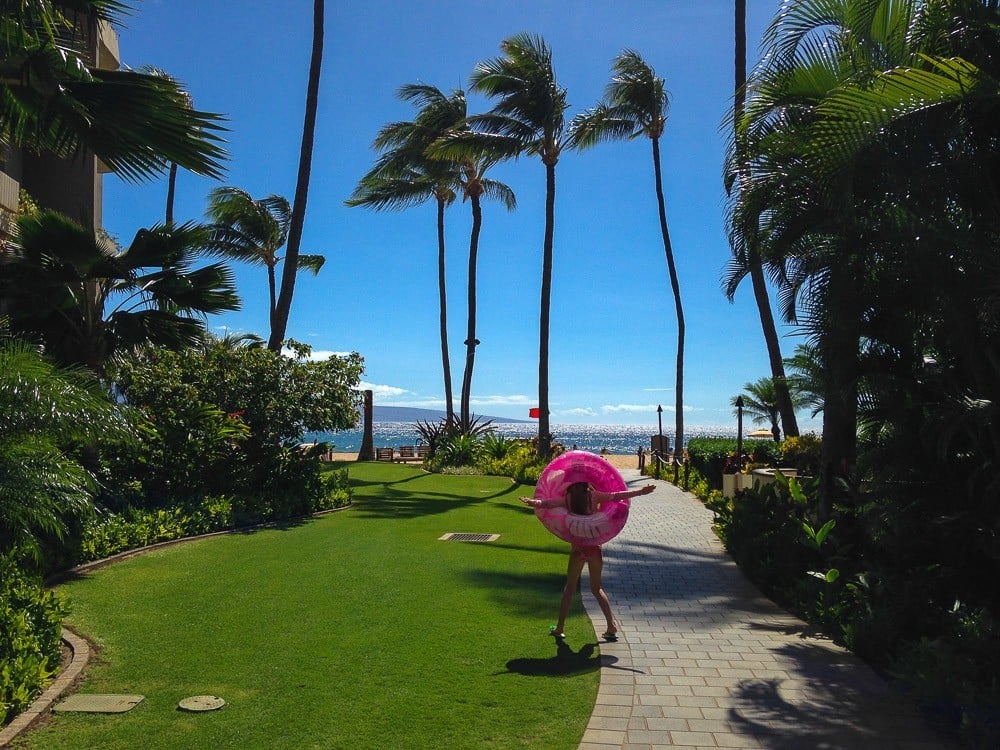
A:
734 0 799 438
460 194 483 429
269 0 324 351
267 264 278 327
538 160 556 459
651 136 685 451
436 197 455 424
165 162 178 225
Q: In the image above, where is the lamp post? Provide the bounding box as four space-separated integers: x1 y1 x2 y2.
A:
735 396 744 472
657 404 664 477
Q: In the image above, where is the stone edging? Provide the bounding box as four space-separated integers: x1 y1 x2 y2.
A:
0 628 90 748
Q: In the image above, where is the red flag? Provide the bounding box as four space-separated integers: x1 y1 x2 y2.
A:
528 407 540 418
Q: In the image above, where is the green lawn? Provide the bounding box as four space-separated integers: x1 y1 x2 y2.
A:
17 463 601 750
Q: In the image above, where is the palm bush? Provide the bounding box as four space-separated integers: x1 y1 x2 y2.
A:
0 338 132 562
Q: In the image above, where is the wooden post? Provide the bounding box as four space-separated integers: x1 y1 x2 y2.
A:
358 390 375 461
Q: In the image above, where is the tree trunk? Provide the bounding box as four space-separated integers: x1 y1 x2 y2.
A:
460 194 482 430
750 262 799 436
734 0 799 438
269 0 324 351
437 197 454 424
817 260 859 518
165 162 178 225
537 161 556 459
651 136 685 451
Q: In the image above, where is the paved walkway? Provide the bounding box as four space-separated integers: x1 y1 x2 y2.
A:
576 470 952 750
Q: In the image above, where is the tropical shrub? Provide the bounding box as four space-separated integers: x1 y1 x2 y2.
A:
0 554 66 725
431 433 481 469
0 338 132 563
108 339 363 514
780 435 821 475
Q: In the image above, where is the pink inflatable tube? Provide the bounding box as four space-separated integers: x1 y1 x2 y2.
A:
533 450 629 547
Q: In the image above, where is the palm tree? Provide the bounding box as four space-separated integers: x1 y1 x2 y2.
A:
0 210 240 374
731 0 1000 511
731 376 805 441
207 187 324 342
0 1 227 183
0 337 131 562
727 0 800 439
143 68 195 225
347 85 464 424
269 0 323 351
445 33 571 458
351 84 515 428
570 50 687 450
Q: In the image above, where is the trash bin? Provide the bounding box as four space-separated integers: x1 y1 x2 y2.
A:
650 435 670 455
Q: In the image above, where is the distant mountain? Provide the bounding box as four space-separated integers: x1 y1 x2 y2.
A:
373 406 530 424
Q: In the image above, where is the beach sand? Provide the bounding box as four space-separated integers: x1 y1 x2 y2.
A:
327 451 639 470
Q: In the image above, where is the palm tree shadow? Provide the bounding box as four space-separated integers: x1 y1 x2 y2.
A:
502 639 614 677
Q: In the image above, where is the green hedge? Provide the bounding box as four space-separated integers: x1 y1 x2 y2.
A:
686 437 782 489
1 555 66 725
76 467 351 566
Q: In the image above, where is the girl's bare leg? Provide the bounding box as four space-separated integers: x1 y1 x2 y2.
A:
587 550 617 635
555 551 587 635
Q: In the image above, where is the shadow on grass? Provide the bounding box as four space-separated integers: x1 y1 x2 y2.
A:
349 487 514 519
502 639 611 677
464 567 567 618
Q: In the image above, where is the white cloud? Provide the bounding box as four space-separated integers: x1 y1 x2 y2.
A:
357 381 412 399
468 394 535 407
642 387 674 392
558 407 598 418
601 403 662 414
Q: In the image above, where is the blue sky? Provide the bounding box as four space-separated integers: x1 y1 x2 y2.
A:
103 0 816 432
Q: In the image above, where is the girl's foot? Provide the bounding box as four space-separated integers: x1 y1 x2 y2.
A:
602 623 618 641
549 625 565 639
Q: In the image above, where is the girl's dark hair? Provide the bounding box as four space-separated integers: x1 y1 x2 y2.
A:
566 482 590 514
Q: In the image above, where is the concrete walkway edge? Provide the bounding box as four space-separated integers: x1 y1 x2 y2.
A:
576 470 952 750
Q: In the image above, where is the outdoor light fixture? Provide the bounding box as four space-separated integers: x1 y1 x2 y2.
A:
735 396 744 471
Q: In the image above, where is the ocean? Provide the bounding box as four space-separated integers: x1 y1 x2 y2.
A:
303 422 740 455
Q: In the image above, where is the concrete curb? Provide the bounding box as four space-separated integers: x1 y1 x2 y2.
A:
0 628 90 747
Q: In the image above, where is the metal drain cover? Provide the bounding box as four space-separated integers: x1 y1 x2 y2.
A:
178 695 226 712
54 694 144 713
438 532 499 542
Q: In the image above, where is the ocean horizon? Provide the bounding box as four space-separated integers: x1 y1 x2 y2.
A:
303 421 745 455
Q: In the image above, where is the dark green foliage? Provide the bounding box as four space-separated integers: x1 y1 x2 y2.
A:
0 554 66 724
75 467 350 564
686 437 782 489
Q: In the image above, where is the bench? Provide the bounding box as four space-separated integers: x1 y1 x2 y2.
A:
395 445 423 463
375 447 394 461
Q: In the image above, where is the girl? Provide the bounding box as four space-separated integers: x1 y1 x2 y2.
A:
521 480 655 640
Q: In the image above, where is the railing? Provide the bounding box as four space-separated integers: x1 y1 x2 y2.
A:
648 450 690 489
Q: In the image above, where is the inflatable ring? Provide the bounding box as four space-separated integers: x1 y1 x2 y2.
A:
533 450 629 546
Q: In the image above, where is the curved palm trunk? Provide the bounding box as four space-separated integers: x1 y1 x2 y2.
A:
651 136 685 451
269 0 323 351
460 194 483 429
436 197 455 424
749 262 799 435
735 0 799 438
537 161 556 459
267 263 278 326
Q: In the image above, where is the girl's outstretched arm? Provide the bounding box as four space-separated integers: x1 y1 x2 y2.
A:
592 484 656 506
519 496 564 509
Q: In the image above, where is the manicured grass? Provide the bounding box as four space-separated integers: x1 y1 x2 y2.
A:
18 463 601 749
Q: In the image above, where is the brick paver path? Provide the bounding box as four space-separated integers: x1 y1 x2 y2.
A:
576 470 952 750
